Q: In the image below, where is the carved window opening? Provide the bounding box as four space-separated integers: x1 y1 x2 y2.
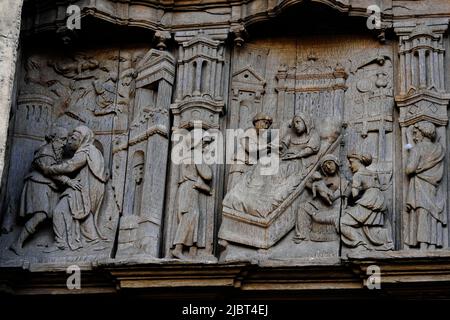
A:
201 60 209 96
131 151 145 218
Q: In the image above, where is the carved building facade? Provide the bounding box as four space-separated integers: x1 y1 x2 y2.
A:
1 0 450 300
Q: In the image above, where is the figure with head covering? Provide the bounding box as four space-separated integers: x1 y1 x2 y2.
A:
43 125 107 250
10 127 76 254
279 113 321 178
281 114 320 159
228 112 273 190
171 133 214 259
340 152 393 251
294 154 350 243
222 113 320 219
405 121 445 250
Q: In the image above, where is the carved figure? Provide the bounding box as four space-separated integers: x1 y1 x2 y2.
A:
92 76 120 116
228 112 273 189
294 154 350 243
171 135 214 259
10 127 73 254
43 126 107 250
223 113 320 218
50 54 99 79
340 153 393 251
405 121 445 250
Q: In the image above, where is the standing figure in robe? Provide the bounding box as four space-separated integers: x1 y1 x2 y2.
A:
171 135 214 259
404 121 445 250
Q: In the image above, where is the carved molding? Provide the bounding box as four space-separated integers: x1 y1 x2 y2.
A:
396 91 450 127
22 0 397 38
135 49 175 89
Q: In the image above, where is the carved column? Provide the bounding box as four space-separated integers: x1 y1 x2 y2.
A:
115 45 176 257
164 30 227 261
395 21 450 250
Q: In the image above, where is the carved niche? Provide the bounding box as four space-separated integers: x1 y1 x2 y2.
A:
164 30 227 261
395 22 450 250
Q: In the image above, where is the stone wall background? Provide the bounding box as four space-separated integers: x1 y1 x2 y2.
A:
0 0 23 179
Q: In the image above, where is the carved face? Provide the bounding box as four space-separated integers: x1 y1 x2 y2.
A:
322 160 337 175
292 117 306 134
68 130 83 151
412 127 424 143
348 157 361 173
52 134 68 153
254 119 271 133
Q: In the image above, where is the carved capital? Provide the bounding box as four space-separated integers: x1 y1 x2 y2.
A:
154 30 172 51
170 98 224 130
230 24 247 47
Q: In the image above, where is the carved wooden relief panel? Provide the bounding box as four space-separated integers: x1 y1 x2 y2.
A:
219 34 395 261
1 12 450 270
0 43 174 264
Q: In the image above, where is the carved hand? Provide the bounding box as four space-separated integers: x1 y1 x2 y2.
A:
281 152 297 160
67 179 82 191
311 181 332 204
40 165 51 176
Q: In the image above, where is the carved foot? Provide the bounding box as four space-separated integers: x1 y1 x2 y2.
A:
171 246 186 259
68 241 83 251
43 247 62 253
218 239 228 251
55 240 67 250
171 251 186 260
85 238 100 246
188 246 198 257
292 235 307 244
